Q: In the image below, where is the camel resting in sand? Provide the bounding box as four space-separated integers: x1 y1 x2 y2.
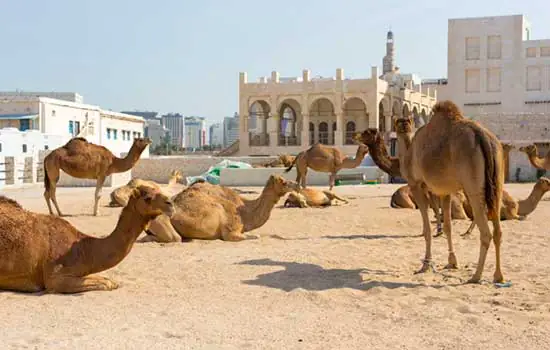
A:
0 186 174 293
109 170 183 207
285 143 369 190
254 154 296 168
283 188 349 208
390 185 468 219
143 174 299 242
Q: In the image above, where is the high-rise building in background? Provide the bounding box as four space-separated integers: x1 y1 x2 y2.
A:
209 122 224 148
120 111 170 148
184 116 206 149
223 112 240 148
161 113 185 147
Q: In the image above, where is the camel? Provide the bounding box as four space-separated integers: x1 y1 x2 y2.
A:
390 185 468 219
353 129 401 178
43 137 152 216
394 101 505 283
518 144 550 170
145 174 299 242
283 188 349 208
461 176 550 236
0 185 174 293
254 154 296 168
284 143 369 190
108 170 183 207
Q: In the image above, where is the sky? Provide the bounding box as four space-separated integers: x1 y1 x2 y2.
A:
1 0 550 124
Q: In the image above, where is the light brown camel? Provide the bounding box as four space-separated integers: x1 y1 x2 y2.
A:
43 137 152 216
108 169 183 207
283 188 349 208
284 143 369 190
461 176 550 236
254 154 297 168
145 174 299 242
0 186 174 293
390 185 468 219
394 101 505 283
518 144 550 170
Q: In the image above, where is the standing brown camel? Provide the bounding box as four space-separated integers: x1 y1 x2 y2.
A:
518 144 550 170
284 143 369 190
0 186 174 293
43 137 151 216
395 101 505 283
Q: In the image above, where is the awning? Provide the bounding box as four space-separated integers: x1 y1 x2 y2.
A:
0 114 39 120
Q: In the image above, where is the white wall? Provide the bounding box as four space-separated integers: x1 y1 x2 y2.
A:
100 112 147 157
40 99 101 144
0 128 65 157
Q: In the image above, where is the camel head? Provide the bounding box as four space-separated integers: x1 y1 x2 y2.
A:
356 143 369 157
535 177 550 192
519 144 537 156
265 175 300 196
130 185 175 219
279 154 296 167
501 143 515 152
394 117 413 134
132 137 153 152
354 128 381 146
170 170 184 183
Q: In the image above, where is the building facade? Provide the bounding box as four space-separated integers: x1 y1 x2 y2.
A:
238 31 437 156
161 113 185 147
209 122 224 147
0 95 146 157
0 91 84 104
223 113 240 148
184 116 206 149
122 111 169 148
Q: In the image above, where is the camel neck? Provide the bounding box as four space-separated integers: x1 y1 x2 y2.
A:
528 154 548 170
517 184 548 216
342 148 366 169
240 188 281 232
367 139 396 176
111 146 143 172
81 203 152 275
396 132 413 180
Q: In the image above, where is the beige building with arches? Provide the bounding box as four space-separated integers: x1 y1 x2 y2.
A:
237 31 438 157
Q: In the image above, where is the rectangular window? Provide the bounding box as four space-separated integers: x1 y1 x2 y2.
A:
0 143 2 152
487 68 501 92
107 128 111 140
466 37 480 60
465 69 481 93
526 66 541 91
487 35 502 59
113 129 118 140
68 121 74 135
526 47 537 58
22 144 27 153
44 145 49 150
541 47 550 57
75 121 81 135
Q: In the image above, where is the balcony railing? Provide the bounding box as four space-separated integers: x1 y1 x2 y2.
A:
278 135 300 146
249 132 269 146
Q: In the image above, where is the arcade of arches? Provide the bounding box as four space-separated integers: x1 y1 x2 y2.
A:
247 97 429 147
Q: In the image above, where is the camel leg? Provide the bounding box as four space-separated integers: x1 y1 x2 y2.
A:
491 211 504 283
461 221 476 237
410 185 435 274
0 275 44 293
466 195 494 284
441 195 458 269
329 172 336 191
45 274 119 294
327 192 349 204
93 176 106 216
48 181 64 216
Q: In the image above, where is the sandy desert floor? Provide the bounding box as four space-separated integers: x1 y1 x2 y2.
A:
0 182 549 350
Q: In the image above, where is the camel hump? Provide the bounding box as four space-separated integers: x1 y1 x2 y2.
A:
432 100 463 120
0 195 23 209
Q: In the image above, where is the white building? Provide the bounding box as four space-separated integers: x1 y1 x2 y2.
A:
0 91 84 104
223 113 239 148
209 122 224 147
184 116 206 149
161 113 185 147
0 95 147 157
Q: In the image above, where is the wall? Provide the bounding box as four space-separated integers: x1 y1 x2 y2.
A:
100 112 146 157
40 98 101 143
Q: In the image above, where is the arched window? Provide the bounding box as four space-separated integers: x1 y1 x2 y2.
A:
318 122 328 145
309 122 314 145
345 121 356 145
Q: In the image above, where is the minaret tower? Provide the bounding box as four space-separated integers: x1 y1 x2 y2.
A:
382 29 395 74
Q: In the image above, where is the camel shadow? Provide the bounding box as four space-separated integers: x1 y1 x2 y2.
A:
238 259 429 292
322 234 410 240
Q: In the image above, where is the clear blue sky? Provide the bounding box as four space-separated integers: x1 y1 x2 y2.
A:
1 0 549 123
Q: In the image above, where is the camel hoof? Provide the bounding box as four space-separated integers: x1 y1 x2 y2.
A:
443 263 458 270
414 260 435 274
433 231 444 238
105 279 119 290
466 277 481 284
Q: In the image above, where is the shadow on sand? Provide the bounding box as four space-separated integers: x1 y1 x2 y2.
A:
321 234 411 240
238 258 434 292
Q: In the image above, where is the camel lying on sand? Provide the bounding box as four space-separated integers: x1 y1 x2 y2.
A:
519 144 550 170
390 185 468 219
254 154 296 168
283 188 349 208
395 101 505 283
144 174 299 242
43 137 151 216
109 170 183 207
285 143 369 190
461 176 550 236
0 186 174 293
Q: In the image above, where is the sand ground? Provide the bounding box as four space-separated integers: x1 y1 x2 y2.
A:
0 183 549 350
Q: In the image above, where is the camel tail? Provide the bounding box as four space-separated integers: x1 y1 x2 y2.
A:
43 164 51 192
474 127 502 219
284 155 298 173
